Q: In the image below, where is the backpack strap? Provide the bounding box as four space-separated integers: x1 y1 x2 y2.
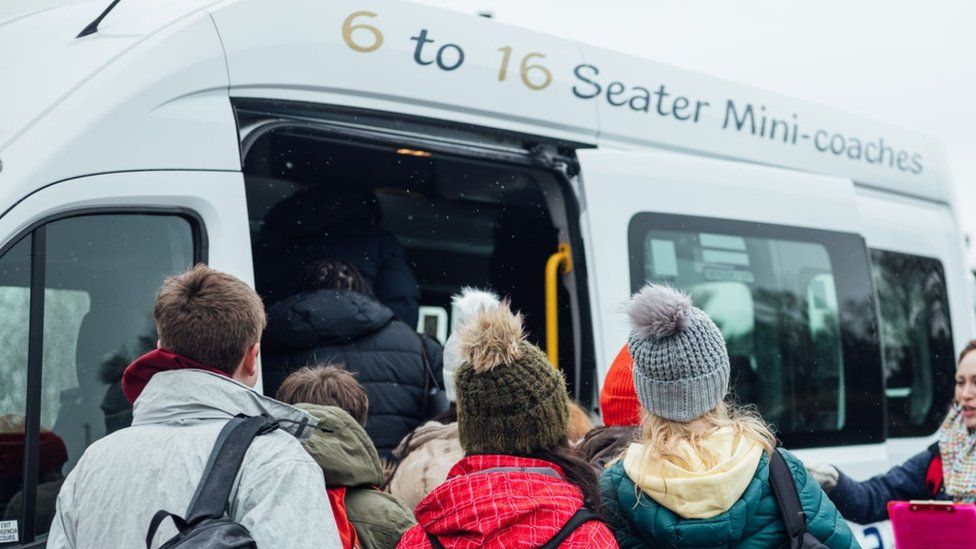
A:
539 508 602 549
425 532 446 549
472 466 563 480
767 449 808 546
146 510 188 548
184 415 278 524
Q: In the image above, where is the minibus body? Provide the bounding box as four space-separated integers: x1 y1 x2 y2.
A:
0 1 969 546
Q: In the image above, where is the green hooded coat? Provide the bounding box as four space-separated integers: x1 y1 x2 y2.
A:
599 449 859 549
296 403 416 548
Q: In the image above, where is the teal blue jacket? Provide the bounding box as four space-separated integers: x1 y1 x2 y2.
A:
599 449 860 548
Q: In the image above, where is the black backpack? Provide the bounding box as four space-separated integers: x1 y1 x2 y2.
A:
767 449 829 549
145 415 278 548
424 508 601 549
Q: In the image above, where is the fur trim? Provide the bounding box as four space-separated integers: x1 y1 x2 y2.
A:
450 287 502 330
626 283 693 340
458 303 524 372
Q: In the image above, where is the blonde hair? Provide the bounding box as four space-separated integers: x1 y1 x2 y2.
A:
567 399 594 444
636 401 776 471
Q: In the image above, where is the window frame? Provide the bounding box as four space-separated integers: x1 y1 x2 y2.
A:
0 207 206 545
628 211 885 449
0 233 32 546
869 247 955 438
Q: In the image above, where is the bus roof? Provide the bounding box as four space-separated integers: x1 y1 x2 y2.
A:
0 0 953 203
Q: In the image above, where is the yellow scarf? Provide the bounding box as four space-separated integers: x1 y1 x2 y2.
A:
622 427 763 519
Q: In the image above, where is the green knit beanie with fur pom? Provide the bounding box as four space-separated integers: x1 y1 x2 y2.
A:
454 304 570 455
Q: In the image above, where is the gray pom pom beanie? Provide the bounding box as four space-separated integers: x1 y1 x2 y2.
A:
625 284 730 422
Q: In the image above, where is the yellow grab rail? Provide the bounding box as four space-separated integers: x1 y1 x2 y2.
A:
545 243 572 369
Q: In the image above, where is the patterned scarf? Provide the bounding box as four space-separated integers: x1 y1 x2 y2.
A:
938 406 976 503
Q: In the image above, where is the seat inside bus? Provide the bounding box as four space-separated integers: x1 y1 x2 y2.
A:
243 129 579 396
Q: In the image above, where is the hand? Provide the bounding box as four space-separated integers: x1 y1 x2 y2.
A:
806 462 839 491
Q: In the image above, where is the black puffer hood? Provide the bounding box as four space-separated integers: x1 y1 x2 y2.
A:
264 289 394 352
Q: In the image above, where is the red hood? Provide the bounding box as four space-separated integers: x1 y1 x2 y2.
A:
122 349 231 404
411 454 585 547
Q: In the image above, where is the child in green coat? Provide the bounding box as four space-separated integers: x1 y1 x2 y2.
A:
278 365 416 549
599 284 858 548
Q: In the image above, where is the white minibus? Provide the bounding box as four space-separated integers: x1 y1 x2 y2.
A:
0 1 970 546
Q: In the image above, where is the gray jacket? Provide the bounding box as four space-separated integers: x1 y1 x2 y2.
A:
47 369 341 548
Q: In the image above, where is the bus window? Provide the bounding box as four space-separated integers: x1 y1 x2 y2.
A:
870 250 955 437
0 213 198 540
629 213 883 449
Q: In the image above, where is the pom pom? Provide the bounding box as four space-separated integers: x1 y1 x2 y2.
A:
450 287 502 330
626 284 693 340
459 302 524 372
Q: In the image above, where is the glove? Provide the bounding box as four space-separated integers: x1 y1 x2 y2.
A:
806 462 839 491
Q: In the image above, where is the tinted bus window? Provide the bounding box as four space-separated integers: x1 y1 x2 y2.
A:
0 213 198 543
870 249 955 437
629 213 883 449
34 215 195 536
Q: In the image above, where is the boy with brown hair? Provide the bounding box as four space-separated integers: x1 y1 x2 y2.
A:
48 265 340 548
278 366 416 549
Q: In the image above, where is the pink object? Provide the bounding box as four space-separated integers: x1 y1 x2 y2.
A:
888 500 976 549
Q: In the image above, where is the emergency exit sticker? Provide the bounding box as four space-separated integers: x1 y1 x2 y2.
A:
0 520 19 543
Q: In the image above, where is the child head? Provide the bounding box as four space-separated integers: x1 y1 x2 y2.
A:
453 303 569 455
599 345 642 427
154 264 266 382
276 365 368 426
625 284 774 465
298 259 372 296
453 303 603 511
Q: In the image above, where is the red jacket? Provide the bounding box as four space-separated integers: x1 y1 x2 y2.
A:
397 454 617 548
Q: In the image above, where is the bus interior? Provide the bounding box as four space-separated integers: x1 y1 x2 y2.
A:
238 103 594 403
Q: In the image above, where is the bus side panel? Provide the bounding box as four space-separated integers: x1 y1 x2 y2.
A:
210 0 599 144
0 14 239 214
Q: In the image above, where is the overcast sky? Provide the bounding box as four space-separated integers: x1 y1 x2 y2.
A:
417 0 976 260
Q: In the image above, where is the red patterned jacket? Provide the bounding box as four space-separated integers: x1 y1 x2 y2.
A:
397 454 617 548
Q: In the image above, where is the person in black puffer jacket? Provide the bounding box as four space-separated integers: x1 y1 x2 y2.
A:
256 185 421 328
262 260 443 459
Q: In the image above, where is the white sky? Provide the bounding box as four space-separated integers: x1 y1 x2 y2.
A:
417 0 976 262
8 0 976 259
